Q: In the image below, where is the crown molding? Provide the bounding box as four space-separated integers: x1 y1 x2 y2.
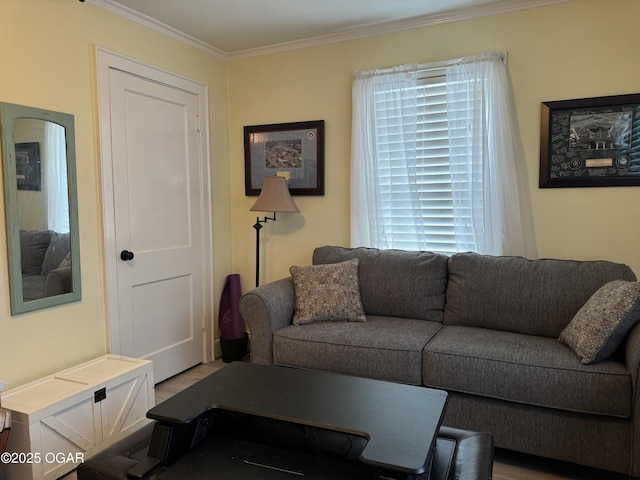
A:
228 0 575 60
85 0 229 59
86 0 575 61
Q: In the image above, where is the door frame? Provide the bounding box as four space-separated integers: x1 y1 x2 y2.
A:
95 47 214 365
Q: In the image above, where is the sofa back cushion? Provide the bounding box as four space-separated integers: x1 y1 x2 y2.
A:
313 246 448 322
20 230 54 275
444 252 637 337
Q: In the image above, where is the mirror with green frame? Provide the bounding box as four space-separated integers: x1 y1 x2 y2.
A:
1 102 81 315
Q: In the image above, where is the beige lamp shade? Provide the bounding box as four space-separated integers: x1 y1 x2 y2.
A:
250 176 300 213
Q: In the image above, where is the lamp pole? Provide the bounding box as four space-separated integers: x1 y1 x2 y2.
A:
253 212 276 288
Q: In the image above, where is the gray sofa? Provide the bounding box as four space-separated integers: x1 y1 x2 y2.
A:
20 230 72 301
240 246 640 477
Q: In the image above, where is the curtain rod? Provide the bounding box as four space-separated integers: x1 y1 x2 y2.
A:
353 51 507 80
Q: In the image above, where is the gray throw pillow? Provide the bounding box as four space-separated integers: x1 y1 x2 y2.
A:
41 232 70 274
290 258 366 325
559 280 640 364
58 252 72 269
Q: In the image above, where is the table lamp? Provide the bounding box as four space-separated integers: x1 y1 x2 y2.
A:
250 176 299 287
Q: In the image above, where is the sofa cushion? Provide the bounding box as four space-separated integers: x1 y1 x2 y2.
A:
444 253 637 337
19 230 54 275
274 316 442 384
560 280 640 364
423 326 631 418
313 246 448 322
290 259 366 325
22 274 46 302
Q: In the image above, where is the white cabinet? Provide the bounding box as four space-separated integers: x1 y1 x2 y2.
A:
1 355 154 480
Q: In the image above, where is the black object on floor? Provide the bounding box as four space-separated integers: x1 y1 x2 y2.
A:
220 332 248 362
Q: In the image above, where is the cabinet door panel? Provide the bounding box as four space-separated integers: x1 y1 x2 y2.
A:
40 397 99 478
102 373 153 439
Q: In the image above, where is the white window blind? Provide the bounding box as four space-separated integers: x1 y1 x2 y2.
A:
373 71 464 254
351 53 537 258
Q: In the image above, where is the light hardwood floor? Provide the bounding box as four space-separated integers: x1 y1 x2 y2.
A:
63 361 632 480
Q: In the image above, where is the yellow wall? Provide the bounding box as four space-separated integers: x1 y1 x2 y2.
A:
228 0 640 293
0 0 230 388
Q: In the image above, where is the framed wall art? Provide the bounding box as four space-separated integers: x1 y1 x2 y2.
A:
244 120 324 196
15 142 41 191
539 93 640 188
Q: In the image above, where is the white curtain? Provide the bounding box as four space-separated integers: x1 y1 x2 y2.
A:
351 52 537 258
43 121 70 233
351 65 420 248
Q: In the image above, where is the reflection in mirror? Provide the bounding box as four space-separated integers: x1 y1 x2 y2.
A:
1 103 81 315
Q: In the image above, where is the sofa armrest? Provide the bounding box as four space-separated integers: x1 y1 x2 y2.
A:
240 277 294 365
44 266 72 297
625 322 640 386
625 322 640 478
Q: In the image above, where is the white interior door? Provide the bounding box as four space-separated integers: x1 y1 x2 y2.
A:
97 49 212 383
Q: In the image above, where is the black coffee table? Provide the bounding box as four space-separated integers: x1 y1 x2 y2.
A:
78 363 493 480
147 362 448 477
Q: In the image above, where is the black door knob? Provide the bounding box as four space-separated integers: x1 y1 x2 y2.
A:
120 250 135 261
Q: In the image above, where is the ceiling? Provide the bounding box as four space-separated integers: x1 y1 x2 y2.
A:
87 0 572 59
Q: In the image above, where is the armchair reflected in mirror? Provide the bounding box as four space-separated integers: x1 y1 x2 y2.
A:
1 102 81 315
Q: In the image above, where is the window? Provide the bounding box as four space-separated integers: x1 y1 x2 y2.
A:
351 53 537 258
374 70 462 254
